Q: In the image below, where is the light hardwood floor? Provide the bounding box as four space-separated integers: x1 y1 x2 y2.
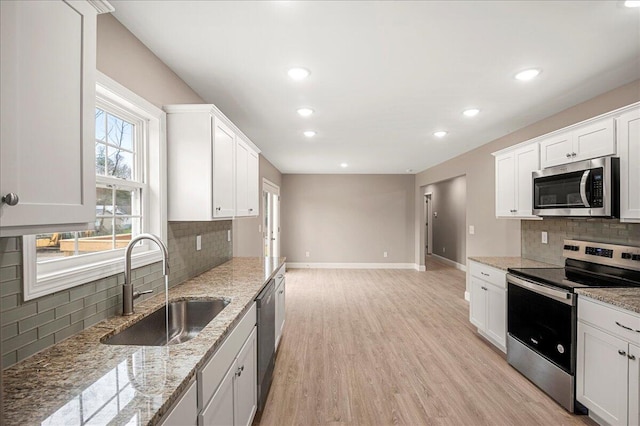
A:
256 259 595 426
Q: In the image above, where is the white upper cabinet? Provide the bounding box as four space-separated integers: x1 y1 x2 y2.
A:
213 119 236 218
494 143 539 218
235 139 259 217
164 105 260 221
540 117 616 168
0 0 111 237
617 107 640 222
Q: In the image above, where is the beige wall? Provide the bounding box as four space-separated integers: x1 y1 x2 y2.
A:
97 14 204 107
281 174 415 264
233 155 283 257
414 79 640 270
423 175 467 266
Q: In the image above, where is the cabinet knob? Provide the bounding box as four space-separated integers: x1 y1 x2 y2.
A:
629 354 636 361
249 208 253 212
279 290 284 294
618 349 627 356
566 153 572 158
216 207 221 211
571 152 577 157
2 193 19 206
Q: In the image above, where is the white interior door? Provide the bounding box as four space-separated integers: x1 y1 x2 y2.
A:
263 180 280 258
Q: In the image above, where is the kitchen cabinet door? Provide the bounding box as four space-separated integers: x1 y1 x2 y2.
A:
630 344 639 426
0 0 100 236
275 268 286 351
485 284 506 349
161 380 198 426
234 329 257 426
200 364 235 426
213 118 236 218
577 322 629 426
235 140 250 216
247 150 259 217
572 117 615 163
469 276 487 331
540 132 573 168
617 108 640 222
495 153 516 217
513 144 539 217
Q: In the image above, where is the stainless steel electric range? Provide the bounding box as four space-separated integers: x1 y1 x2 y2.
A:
506 239 640 413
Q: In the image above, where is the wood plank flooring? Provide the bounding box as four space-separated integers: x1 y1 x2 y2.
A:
256 259 595 426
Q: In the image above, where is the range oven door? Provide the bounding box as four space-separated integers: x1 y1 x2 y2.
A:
532 156 616 217
507 275 576 374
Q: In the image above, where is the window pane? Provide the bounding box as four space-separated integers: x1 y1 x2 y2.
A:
115 189 133 215
95 144 106 176
36 233 74 261
107 150 133 180
96 186 113 216
107 114 133 151
93 217 114 238
95 108 106 142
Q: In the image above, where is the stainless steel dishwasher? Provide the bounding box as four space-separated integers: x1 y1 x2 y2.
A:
256 278 276 412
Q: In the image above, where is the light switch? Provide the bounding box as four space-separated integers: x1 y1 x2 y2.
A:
196 235 202 251
469 225 475 235
305 251 310 258
541 231 548 244
383 251 388 258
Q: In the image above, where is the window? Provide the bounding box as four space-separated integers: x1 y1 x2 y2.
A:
23 72 167 301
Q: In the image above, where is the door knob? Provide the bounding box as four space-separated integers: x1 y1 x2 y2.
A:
2 193 19 206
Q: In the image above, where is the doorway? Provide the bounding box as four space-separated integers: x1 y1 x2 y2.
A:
424 193 433 265
263 179 280 258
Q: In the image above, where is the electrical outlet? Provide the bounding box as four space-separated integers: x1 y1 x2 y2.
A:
383 251 388 258
469 225 475 235
196 235 202 251
305 251 310 258
443 247 446 253
541 231 548 244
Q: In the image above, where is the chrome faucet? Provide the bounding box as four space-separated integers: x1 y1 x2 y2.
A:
123 233 170 316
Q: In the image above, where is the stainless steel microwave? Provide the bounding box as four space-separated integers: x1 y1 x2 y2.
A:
532 156 619 217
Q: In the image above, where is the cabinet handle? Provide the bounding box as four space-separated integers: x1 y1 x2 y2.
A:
1 193 19 206
249 208 253 212
481 272 490 277
566 153 572 158
216 207 221 212
619 349 627 356
629 354 636 361
277 274 283 278
236 365 244 377
615 321 640 333
279 290 284 294
481 286 487 291
571 152 577 157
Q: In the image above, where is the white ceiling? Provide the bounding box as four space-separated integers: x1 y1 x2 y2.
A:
112 1 640 174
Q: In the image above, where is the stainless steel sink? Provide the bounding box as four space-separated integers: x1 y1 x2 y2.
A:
102 299 230 346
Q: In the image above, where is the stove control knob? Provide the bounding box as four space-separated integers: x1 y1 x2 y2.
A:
622 253 633 260
632 254 640 261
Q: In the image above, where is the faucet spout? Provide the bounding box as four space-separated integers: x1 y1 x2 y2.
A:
123 233 170 316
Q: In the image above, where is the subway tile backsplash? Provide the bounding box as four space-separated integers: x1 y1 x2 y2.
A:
0 220 232 368
522 218 640 266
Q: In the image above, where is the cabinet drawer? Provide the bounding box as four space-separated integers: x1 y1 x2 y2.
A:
469 262 506 289
578 296 640 345
199 303 256 409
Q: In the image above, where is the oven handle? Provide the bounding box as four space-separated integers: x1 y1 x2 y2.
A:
580 170 591 208
507 274 575 306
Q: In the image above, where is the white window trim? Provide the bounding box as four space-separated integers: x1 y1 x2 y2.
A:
23 71 167 301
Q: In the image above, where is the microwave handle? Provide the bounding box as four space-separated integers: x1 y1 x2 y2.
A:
579 170 591 207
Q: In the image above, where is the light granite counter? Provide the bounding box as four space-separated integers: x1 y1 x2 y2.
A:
2 256 285 426
576 287 640 315
468 256 558 271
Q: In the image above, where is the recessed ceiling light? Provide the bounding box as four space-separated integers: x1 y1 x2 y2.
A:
297 107 314 117
433 131 448 138
625 0 640 7
303 130 316 138
406 169 413 173
515 68 541 81
463 108 480 117
288 67 311 80
340 163 348 168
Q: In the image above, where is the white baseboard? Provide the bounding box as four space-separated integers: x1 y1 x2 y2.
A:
415 264 426 272
431 254 467 272
287 262 417 270
464 291 470 302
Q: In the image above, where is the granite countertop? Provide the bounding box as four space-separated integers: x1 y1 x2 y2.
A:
468 256 558 271
2 256 285 426
576 287 640 315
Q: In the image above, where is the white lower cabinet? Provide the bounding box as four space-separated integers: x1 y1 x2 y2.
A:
577 297 640 426
468 261 506 352
161 380 198 426
197 303 257 426
274 265 286 351
617 107 640 222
